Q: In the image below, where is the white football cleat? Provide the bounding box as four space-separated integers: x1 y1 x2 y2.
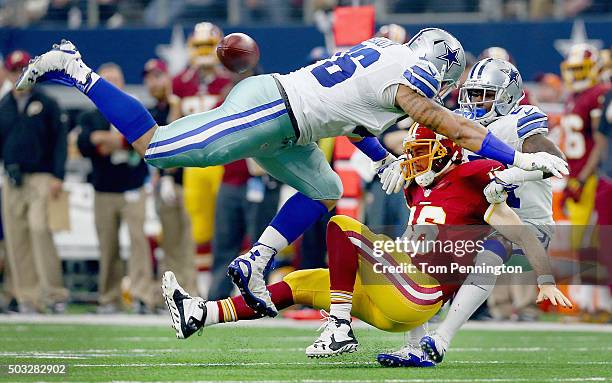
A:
161 271 206 339
16 39 99 93
377 344 436 367
305 312 358 358
420 331 449 363
227 243 278 317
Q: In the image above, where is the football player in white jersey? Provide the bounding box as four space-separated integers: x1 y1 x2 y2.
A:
378 58 566 367
17 32 568 333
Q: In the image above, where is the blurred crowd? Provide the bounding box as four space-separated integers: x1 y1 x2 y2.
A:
0 21 609 324
0 0 611 28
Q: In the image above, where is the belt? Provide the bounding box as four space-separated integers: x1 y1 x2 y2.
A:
273 76 300 141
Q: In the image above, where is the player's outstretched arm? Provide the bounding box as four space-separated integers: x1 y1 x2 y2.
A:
522 133 565 159
485 202 572 308
395 84 487 152
394 85 569 177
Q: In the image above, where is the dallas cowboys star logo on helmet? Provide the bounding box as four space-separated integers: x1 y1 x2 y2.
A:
436 42 461 70
501 68 520 87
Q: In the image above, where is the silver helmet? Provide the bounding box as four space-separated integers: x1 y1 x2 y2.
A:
459 58 524 125
407 28 466 99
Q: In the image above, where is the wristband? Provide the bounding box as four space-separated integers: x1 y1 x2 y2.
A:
537 274 556 286
476 131 516 165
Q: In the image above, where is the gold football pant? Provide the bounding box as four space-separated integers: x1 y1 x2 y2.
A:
284 215 444 332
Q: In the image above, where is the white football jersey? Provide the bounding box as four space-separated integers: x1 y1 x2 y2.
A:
463 105 554 225
276 38 438 145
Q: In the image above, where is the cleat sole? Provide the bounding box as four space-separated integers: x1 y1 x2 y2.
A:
161 271 185 339
420 339 443 363
306 343 358 358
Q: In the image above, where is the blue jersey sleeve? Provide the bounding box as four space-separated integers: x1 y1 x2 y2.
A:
403 59 440 99
516 106 548 139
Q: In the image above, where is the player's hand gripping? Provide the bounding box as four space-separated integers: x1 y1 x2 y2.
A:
536 284 573 308
513 152 569 178
483 171 518 204
374 153 409 194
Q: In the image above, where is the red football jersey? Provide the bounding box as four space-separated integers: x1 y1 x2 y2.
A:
561 83 611 178
172 66 232 116
403 159 504 299
404 159 503 225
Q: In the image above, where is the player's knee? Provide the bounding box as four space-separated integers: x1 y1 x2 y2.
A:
317 172 343 200
300 173 343 201
320 199 337 210
479 239 511 264
282 268 329 306
328 215 363 233
329 172 344 199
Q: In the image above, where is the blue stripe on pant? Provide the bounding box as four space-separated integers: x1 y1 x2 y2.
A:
143 74 343 201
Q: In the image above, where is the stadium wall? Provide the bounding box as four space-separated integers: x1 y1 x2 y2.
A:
0 19 609 84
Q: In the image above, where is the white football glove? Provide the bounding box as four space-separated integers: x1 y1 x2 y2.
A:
483 172 518 204
513 152 569 178
373 153 409 195
159 175 178 206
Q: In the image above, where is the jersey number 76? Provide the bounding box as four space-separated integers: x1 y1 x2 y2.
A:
311 43 381 88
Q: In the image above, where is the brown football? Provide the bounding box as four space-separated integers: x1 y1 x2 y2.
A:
216 33 260 74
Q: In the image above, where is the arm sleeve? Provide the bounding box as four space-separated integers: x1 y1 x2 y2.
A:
351 136 388 162
49 100 67 180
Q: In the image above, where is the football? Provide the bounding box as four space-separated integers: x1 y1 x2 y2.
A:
216 33 260 73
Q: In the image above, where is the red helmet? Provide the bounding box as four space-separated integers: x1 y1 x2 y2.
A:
401 123 463 187
561 43 601 93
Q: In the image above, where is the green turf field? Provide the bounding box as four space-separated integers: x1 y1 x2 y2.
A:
0 322 610 382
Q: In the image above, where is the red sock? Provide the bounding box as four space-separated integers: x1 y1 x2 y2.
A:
327 220 358 294
217 281 295 322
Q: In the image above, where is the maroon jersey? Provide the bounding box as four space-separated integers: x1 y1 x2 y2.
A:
172 66 232 115
222 160 250 186
403 159 504 299
561 83 611 178
404 159 503 225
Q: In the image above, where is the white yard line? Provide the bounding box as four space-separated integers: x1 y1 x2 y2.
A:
68 361 611 368
0 314 610 333
3 346 611 356
23 377 612 383
22 380 610 383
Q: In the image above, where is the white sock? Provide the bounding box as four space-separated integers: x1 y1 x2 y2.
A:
406 322 428 346
257 226 289 253
596 286 612 312
329 303 352 321
204 301 220 327
436 250 502 343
